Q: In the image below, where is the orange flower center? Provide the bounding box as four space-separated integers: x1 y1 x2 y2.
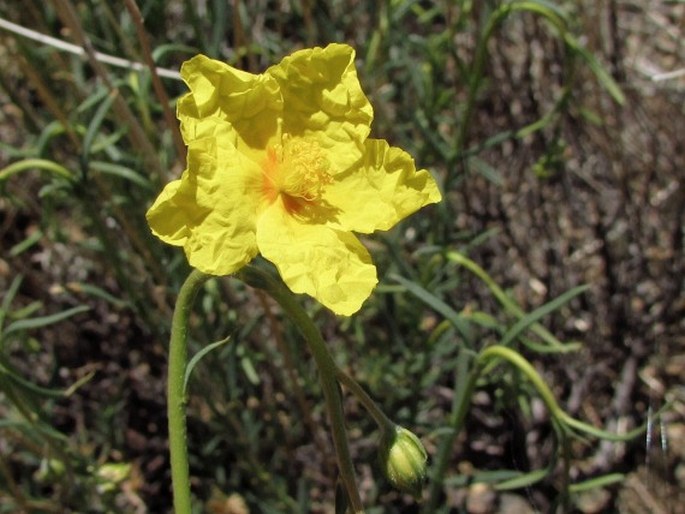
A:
261 135 332 214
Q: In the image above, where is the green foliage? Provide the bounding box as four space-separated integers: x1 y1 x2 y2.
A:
0 276 133 512
0 0 666 512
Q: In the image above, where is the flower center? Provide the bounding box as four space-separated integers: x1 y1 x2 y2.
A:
261 135 332 212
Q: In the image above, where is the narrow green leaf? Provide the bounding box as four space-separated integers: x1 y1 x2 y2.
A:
569 473 625 493
183 336 231 393
66 282 131 309
9 229 43 257
7 301 43 321
447 251 577 351
468 156 503 186
390 273 473 347
0 275 23 336
0 417 69 443
450 347 472 422
4 305 90 335
76 86 109 114
494 467 551 490
498 285 589 348
81 90 117 173
241 356 260 385
510 1 569 29
151 43 199 63
444 469 522 487
89 127 127 154
89 160 152 190
0 357 94 399
565 36 625 105
561 412 649 442
34 120 72 156
0 159 74 182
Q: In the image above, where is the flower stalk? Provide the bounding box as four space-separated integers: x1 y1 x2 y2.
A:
335 368 394 435
167 269 210 514
240 263 365 513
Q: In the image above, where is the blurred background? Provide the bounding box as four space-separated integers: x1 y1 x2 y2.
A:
0 1 683 512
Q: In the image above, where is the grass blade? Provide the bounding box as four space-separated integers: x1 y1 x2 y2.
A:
390 273 473 347
0 159 74 182
4 305 90 336
447 251 576 351
498 284 589 350
569 473 625 493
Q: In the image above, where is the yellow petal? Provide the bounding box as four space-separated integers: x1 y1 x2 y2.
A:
266 44 373 173
178 54 282 159
256 199 378 315
146 178 194 246
146 128 263 275
324 138 441 233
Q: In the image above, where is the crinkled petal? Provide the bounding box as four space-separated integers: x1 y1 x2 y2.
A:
146 128 263 275
266 44 373 174
145 178 195 246
178 54 282 159
256 199 378 315
324 138 441 233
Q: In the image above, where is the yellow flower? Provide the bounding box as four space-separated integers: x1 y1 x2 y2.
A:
147 44 441 315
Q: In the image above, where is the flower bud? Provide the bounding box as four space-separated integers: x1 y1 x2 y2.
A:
379 425 428 497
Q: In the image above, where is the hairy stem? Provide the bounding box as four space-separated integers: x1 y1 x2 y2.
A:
335 368 394 435
168 269 210 514
240 264 365 513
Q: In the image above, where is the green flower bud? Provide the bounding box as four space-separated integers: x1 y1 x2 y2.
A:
379 425 428 497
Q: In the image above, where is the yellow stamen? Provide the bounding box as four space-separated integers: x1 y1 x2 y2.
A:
261 135 332 212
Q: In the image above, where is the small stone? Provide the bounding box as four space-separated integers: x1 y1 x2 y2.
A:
466 483 496 514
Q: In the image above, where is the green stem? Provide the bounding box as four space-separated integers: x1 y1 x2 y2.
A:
478 345 563 417
426 342 650 511
453 6 508 158
168 269 210 514
426 344 563 511
335 368 395 435
240 264 364 514
424 351 482 513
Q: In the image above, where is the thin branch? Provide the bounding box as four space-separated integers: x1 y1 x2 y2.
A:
0 16 181 80
50 0 162 177
123 0 186 164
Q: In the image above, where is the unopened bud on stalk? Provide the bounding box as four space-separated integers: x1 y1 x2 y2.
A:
379 425 428 497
